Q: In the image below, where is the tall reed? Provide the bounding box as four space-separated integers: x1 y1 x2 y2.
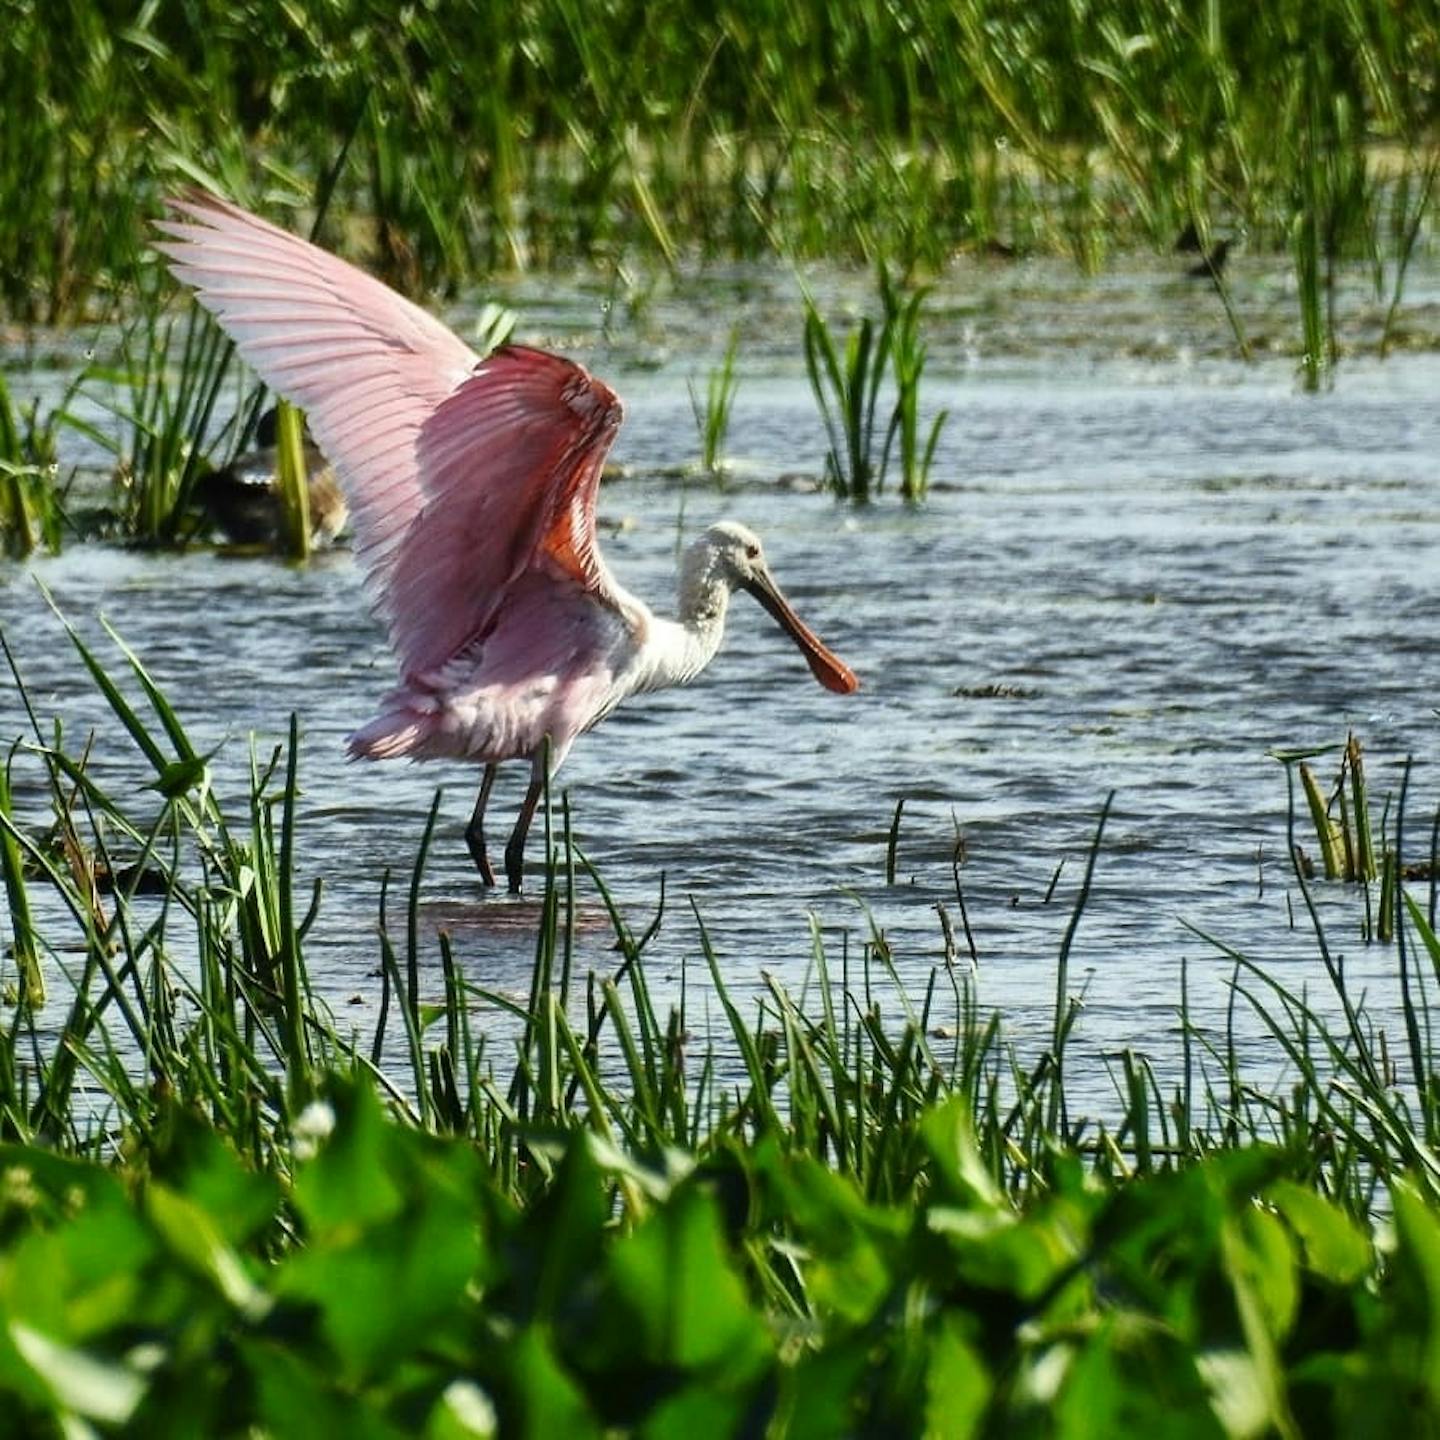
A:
2 0 1435 384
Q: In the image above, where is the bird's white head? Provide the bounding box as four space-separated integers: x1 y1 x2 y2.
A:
691 519 767 585
681 521 859 694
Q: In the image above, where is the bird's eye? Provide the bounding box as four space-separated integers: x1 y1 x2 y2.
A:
745 543 760 560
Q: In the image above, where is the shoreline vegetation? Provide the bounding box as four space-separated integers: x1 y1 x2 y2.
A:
2 603 1440 1428
3 3 1439 343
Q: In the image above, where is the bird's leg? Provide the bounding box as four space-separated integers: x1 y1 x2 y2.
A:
504 758 545 895
465 764 500 887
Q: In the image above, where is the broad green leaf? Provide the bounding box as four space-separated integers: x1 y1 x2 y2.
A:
640 1382 756 1440
145 1114 280 1246
241 1337 406 1439
146 1183 272 1322
1219 1212 1301 1440
925 1316 990 1438
1266 1181 1370 1285
292 1081 404 1233
1053 1318 1223 1439
779 1338 873 1440
920 1099 1003 1208
506 1326 600 1440
926 1198 1086 1301
1391 1182 1440 1390
1231 1207 1299 1343
767 1158 898 1324
2 1172 155 1339
605 1184 770 1376
514 1140 610 1325
279 1187 479 1379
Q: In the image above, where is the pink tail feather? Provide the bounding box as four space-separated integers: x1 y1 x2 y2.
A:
347 712 429 760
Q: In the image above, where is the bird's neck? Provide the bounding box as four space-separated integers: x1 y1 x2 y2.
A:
630 565 731 694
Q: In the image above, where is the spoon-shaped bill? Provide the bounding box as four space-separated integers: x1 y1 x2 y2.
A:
743 568 859 694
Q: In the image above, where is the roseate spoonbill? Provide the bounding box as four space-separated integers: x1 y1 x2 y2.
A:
201 406 347 547
157 191 859 891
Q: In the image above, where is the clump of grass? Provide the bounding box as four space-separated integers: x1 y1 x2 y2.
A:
1289 733 1383 888
3 611 1439 1197
68 297 241 546
687 324 741 475
888 277 949 501
0 0 1438 390
804 267 948 503
0 372 72 558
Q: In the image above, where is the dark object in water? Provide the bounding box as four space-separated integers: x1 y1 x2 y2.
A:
1174 220 1204 253
87 860 171 895
198 407 348 546
1186 239 1231 280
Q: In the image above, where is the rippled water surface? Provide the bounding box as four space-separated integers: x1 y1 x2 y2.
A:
5 256 1440 1111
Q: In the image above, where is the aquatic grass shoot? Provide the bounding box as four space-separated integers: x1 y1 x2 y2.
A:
0 372 73 559
804 267 948 503
1290 734 1383 889
687 324 741 476
65 296 242 546
887 273 950 502
803 286 890 504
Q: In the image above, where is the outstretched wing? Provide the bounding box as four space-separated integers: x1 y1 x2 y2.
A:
156 189 479 582
157 193 626 679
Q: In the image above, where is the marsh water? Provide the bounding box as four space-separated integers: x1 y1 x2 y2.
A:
5 254 1440 1115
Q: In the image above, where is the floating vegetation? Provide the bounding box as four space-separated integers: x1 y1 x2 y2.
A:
953 682 1042 701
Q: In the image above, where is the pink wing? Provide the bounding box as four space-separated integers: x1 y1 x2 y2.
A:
156 191 626 679
155 189 479 580
392 345 624 676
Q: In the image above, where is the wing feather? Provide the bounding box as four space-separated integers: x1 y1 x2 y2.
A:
156 189 479 587
385 345 623 676
158 192 626 681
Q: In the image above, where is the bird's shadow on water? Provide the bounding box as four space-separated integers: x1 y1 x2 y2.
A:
415 895 617 938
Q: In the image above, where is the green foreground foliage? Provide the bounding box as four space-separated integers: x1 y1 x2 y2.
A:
4 618 1440 1432
6 1080 1438 1437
